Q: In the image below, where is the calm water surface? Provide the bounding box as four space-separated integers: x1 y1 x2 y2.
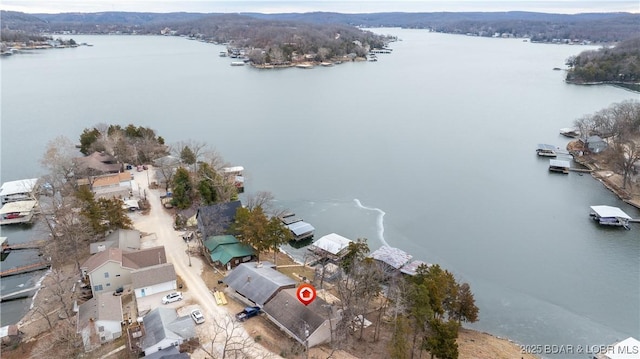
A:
1 30 638 357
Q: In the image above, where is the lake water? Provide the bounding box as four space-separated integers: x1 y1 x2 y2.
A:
1 30 638 357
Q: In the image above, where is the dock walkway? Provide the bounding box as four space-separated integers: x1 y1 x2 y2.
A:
0 261 50 278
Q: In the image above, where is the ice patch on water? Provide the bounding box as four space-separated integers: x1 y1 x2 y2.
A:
353 199 389 247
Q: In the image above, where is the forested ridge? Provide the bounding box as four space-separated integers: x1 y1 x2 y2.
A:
566 37 640 89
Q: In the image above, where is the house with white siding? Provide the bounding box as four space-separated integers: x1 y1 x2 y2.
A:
76 292 123 352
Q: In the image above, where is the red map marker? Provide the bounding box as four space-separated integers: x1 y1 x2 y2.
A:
296 283 317 306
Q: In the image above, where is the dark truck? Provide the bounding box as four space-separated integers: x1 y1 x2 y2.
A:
235 306 261 322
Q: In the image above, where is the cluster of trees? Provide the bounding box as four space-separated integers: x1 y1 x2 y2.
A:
0 28 50 42
573 100 640 190
323 239 478 359
79 123 167 164
566 37 640 87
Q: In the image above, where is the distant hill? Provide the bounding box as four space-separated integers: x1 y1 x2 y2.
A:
1 10 638 44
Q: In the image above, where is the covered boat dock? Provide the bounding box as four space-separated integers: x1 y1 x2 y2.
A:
589 205 632 230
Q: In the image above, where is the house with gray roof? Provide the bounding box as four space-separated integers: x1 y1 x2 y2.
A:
585 135 608 154
196 200 242 239
224 261 296 306
80 246 167 296
203 235 256 269
141 307 195 356
90 229 141 254
144 346 189 359
76 292 123 352
132 262 177 299
263 288 341 348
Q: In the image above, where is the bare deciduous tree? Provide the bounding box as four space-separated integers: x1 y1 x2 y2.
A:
200 314 275 359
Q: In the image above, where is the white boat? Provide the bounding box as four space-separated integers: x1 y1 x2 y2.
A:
219 51 227 57
559 127 580 138
589 205 632 230
536 144 557 157
230 61 245 66
0 200 38 225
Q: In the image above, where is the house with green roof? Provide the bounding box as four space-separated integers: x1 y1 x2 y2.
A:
203 235 256 269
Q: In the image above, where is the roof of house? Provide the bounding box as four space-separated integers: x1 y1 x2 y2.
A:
122 246 167 269
0 200 38 214
90 229 141 254
0 178 39 196
549 159 570 167
131 263 176 289
153 155 181 168
90 172 132 188
203 235 240 252
75 151 121 173
224 261 296 306
598 337 640 359
209 243 256 266
263 288 335 344
196 200 242 238
77 292 123 332
369 246 413 269
82 246 167 273
144 346 189 359
310 233 352 256
141 307 195 351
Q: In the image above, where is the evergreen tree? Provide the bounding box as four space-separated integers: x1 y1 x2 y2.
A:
388 316 410 359
171 167 193 209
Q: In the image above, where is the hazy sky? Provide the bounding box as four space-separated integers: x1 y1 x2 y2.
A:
0 0 638 14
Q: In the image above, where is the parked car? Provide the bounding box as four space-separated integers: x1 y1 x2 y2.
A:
113 287 124 296
235 306 261 322
161 292 183 304
190 309 205 324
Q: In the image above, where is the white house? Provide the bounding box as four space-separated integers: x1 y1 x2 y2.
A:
132 263 177 298
76 292 123 352
141 307 195 356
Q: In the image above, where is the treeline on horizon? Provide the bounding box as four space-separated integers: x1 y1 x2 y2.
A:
1 10 638 44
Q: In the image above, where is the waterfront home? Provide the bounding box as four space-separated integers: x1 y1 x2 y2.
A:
74 151 122 174
263 288 341 348
140 307 195 356
77 172 133 199
536 144 557 157
224 261 296 306
89 229 141 254
196 200 242 239
202 235 256 269
369 246 413 273
0 178 39 204
0 200 38 225
590 205 632 230
584 135 608 154
76 292 123 352
308 233 352 261
80 246 168 296
549 159 570 174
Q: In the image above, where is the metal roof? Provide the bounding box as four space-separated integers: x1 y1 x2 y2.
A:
549 159 570 167
369 246 412 269
0 178 38 196
0 200 37 214
209 242 256 266
141 308 195 352
224 261 296 306
286 221 315 236
131 263 176 289
590 205 631 220
400 260 432 276
537 144 556 150
311 233 352 256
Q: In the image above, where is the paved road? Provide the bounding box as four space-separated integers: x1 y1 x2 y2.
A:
131 166 272 358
